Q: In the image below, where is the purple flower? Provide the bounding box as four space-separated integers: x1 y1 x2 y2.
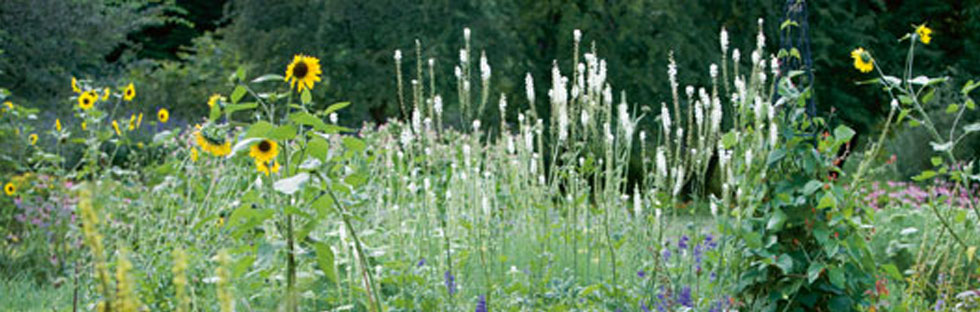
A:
694 244 704 264
637 270 646 278
677 286 693 307
641 301 651 312
708 299 725 312
679 235 689 250
417 258 426 267
444 270 456 296
704 234 718 249
661 248 672 262
475 295 487 312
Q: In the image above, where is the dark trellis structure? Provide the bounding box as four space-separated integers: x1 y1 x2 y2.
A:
777 0 816 117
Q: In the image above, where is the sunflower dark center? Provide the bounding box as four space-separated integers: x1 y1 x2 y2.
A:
258 140 272 152
83 98 90 105
293 61 309 79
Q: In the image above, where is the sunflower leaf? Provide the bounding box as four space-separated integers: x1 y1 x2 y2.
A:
251 74 285 84
274 173 310 195
231 85 247 104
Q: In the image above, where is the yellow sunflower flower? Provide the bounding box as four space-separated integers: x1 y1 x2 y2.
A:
137 113 144 129
190 148 199 162
208 94 224 108
851 48 873 73
128 114 137 131
29 134 38 145
123 83 136 101
916 24 932 45
195 127 232 157
102 88 111 100
78 91 97 110
55 119 62 132
82 122 87 131
158 108 169 123
256 160 280 176
211 141 231 156
249 139 279 163
71 77 81 93
3 101 12 110
284 54 322 92
112 120 122 136
3 182 14 196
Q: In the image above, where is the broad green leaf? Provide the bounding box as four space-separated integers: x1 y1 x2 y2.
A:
235 67 247 82
922 88 936 104
817 193 836 209
911 170 937 181
931 157 943 167
225 102 258 115
967 98 976 110
962 79 979 95
323 102 351 116
314 242 338 283
881 264 902 280
807 263 825 284
274 173 310 195
268 124 297 140
828 267 845 289
946 104 960 114
774 254 793 274
802 180 823 196
246 121 275 138
767 208 788 231
231 85 247 104
767 148 787 167
343 137 366 152
833 125 855 144
301 89 312 105
308 137 329 161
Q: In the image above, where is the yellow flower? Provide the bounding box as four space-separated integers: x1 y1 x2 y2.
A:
29 134 38 145
158 108 169 123
137 113 143 129
71 77 81 93
78 91 97 110
916 24 932 45
123 83 136 101
256 160 280 176
137 142 144 149
851 48 873 73
102 88 110 100
3 101 12 110
112 120 121 136
3 182 14 196
284 54 322 93
249 139 279 163
55 119 62 132
190 148 199 162
208 94 224 108
216 216 225 227
128 114 137 131
211 141 231 156
195 127 232 157
82 122 87 131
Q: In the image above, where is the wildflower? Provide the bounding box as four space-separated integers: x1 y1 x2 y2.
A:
444 270 457 295
637 270 646 278
55 119 62 132
102 88 110 100
128 114 137 131
475 295 487 312
3 101 12 110
207 94 224 108
679 235 689 250
851 48 873 73
249 139 279 163
29 134 38 145
720 27 729 54
123 83 136 101
284 54 323 92
196 128 232 157
416 258 426 267
678 286 693 307
71 77 82 93
190 148 199 162
525 73 535 104
661 246 672 262
81 122 87 131
3 182 14 196
157 108 169 123
78 91 97 110
112 120 121 136
916 24 932 45
136 113 143 129
255 160 280 176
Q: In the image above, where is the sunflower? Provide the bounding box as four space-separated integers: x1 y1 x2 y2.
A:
102 88 111 100
71 77 81 94
207 94 224 108
195 126 232 156
128 114 137 131
29 134 38 145
284 54 322 92
112 120 122 136
3 182 14 196
851 48 873 73
256 160 280 176
3 101 12 110
190 148 199 162
82 122 87 131
78 91 97 110
123 83 136 101
158 108 169 123
55 119 62 132
916 24 932 45
249 139 279 163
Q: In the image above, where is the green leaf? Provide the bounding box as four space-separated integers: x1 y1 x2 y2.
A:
308 137 329 161
301 89 312 105
767 148 787 167
235 67 247 82
807 263 825 284
225 102 258 115
881 264 902 281
231 85 247 104
911 170 937 181
209 103 221 121
721 131 737 149
818 193 836 209
896 109 911 123
268 124 297 140
246 121 275 138
767 208 788 231
922 88 936 104
955 210 967 224
966 98 976 110
931 157 943 167
833 125 855 144
802 180 823 196
774 254 793 274
251 74 285 84
314 242 338 283
962 79 979 95
323 102 351 116
828 267 845 289
343 137 366 152
274 173 310 195
946 104 960 114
